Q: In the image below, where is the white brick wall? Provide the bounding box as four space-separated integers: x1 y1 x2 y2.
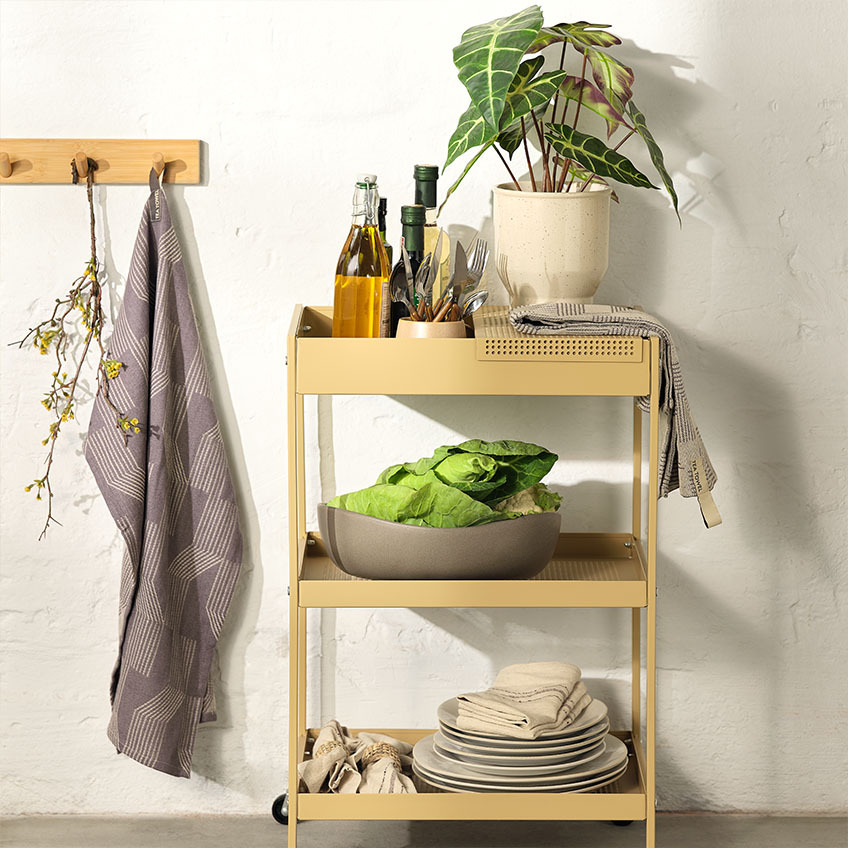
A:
1 0 846 815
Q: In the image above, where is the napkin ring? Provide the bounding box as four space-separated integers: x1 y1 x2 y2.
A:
314 740 346 759
361 742 402 770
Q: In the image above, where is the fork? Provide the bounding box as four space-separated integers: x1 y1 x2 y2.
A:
466 238 489 293
496 253 517 308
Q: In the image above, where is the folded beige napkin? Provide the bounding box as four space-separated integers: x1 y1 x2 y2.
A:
457 662 592 739
352 732 416 794
297 720 360 794
298 723 417 794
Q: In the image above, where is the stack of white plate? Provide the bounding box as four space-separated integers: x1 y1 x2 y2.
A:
412 697 628 793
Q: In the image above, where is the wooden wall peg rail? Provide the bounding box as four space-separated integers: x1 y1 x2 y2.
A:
0 139 200 184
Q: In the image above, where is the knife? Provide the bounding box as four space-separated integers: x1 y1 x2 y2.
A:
452 241 469 302
401 242 415 298
426 230 444 302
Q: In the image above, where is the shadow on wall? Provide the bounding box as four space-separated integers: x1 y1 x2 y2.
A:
163 183 262 786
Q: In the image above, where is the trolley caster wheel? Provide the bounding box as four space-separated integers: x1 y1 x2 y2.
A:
610 820 634 827
272 793 289 825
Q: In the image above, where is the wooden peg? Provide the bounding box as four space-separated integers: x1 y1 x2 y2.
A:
74 151 89 177
152 152 165 177
0 152 11 178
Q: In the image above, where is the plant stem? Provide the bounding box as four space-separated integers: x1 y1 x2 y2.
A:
521 118 537 191
613 128 636 151
565 53 590 192
556 157 570 192
531 111 552 191
493 145 521 190
550 40 568 188
572 53 589 131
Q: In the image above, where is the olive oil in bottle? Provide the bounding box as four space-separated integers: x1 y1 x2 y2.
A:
332 175 391 338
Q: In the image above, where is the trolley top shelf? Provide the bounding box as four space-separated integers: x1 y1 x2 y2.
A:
289 305 654 397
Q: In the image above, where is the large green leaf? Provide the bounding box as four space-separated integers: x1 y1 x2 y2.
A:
439 140 493 215
499 61 568 128
578 46 634 112
545 123 657 189
627 100 680 222
453 4 543 132
529 21 621 52
445 103 491 169
497 121 525 158
445 60 564 170
558 75 628 137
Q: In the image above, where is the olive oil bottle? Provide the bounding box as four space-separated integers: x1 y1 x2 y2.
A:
332 175 391 338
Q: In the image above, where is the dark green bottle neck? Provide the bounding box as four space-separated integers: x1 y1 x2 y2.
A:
414 178 437 210
401 222 424 254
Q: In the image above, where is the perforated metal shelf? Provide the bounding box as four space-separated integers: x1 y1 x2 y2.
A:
474 306 642 362
298 532 648 608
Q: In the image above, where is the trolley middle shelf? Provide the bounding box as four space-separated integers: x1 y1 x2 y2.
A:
296 531 648 608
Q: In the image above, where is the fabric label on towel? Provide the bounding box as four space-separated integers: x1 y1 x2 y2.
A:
153 189 161 221
692 457 722 528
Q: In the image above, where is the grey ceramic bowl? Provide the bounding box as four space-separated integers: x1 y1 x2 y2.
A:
317 504 562 580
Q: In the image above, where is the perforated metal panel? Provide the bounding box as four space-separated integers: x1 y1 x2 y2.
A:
473 306 641 362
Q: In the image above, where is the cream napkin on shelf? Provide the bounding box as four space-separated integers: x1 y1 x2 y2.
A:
457 662 592 739
352 731 416 794
297 720 360 795
298 723 417 794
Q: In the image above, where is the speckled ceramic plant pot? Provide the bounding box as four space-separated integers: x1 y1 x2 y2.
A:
493 181 612 304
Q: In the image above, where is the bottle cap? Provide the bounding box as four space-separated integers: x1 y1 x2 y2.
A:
400 204 426 226
357 173 378 186
413 164 439 182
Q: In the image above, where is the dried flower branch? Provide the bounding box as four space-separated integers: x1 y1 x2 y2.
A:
12 162 135 539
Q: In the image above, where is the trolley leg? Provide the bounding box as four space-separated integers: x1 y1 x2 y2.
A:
632 400 642 764
288 604 299 848
286 342 304 847
645 339 660 848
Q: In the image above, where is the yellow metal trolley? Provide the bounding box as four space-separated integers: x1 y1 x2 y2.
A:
281 305 661 847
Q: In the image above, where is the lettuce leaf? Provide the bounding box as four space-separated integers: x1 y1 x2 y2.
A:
328 474 509 528
332 439 561 527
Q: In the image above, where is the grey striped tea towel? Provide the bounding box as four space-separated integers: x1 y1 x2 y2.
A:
509 302 721 528
85 169 243 776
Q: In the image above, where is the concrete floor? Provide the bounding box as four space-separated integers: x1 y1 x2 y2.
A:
0 815 845 848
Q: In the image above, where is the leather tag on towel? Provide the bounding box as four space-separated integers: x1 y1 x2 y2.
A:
692 457 722 528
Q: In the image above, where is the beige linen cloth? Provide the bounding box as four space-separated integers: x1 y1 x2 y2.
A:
297 722 416 794
509 302 721 528
457 662 592 739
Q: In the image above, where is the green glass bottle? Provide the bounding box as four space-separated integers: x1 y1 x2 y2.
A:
413 164 449 301
388 204 426 336
378 197 393 267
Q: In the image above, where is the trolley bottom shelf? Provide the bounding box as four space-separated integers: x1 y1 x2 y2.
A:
295 729 646 822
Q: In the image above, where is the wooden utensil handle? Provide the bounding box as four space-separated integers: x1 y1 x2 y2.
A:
434 299 452 323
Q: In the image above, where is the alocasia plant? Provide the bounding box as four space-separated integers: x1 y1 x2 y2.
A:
442 4 680 222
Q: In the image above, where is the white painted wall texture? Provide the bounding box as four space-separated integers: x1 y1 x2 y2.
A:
1 0 846 817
